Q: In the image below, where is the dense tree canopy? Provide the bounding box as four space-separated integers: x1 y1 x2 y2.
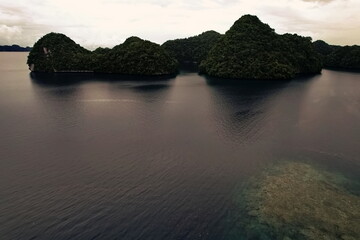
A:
27 33 178 75
313 40 360 70
313 40 340 56
27 33 93 72
27 18 358 79
200 15 323 80
94 36 178 75
162 31 222 65
326 46 360 70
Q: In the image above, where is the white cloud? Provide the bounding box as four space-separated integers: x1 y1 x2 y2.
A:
0 0 358 49
301 0 338 3
0 25 22 41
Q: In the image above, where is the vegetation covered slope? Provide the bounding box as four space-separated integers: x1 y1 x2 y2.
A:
27 33 178 75
94 36 178 75
313 40 360 70
313 40 340 56
200 15 322 80
162 31 222 65
27 33 93 72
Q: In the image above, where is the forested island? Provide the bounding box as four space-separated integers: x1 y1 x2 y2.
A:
0 45 31 52
27 14 359 79
199 15 322 80
313 40 360 70
27 33 178 75
162 31 222 65
93 37 178 75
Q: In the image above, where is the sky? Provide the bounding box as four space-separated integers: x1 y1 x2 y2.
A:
0 0 359 49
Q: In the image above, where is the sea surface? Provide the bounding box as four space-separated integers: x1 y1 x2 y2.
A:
0 52 359 239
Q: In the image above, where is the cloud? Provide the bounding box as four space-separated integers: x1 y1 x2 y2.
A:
0 25 22 41
258 0 360 45
301 0 336 3
0 0 358 48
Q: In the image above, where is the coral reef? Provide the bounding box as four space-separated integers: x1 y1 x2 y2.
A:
233 161 360 240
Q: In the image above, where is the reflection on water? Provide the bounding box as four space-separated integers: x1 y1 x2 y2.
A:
206 78 289 144
132 84 170 92
30 72 176 85
0 53 359 240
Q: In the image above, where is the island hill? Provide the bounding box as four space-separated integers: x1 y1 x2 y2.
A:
313 40 360 71
162 30 222 66
199 15 323 80
27 14 360 79
27 34 178 75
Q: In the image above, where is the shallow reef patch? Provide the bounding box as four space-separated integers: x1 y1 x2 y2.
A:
230 161 360 240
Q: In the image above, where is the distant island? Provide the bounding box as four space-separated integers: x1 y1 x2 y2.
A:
0 45 32 52
313 40 360 71
27 14 360 79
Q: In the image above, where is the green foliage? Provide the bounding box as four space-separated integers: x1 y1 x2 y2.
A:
93 47 111 55
27 33 178 75
162 31 222 65
94 36 178 75
31 19 360 78
313 40 360 70
325 46 360 70
200 15 323 80
27 33 92 72
313 40 339 56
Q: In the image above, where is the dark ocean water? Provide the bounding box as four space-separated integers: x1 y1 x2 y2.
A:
0 52 359 240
